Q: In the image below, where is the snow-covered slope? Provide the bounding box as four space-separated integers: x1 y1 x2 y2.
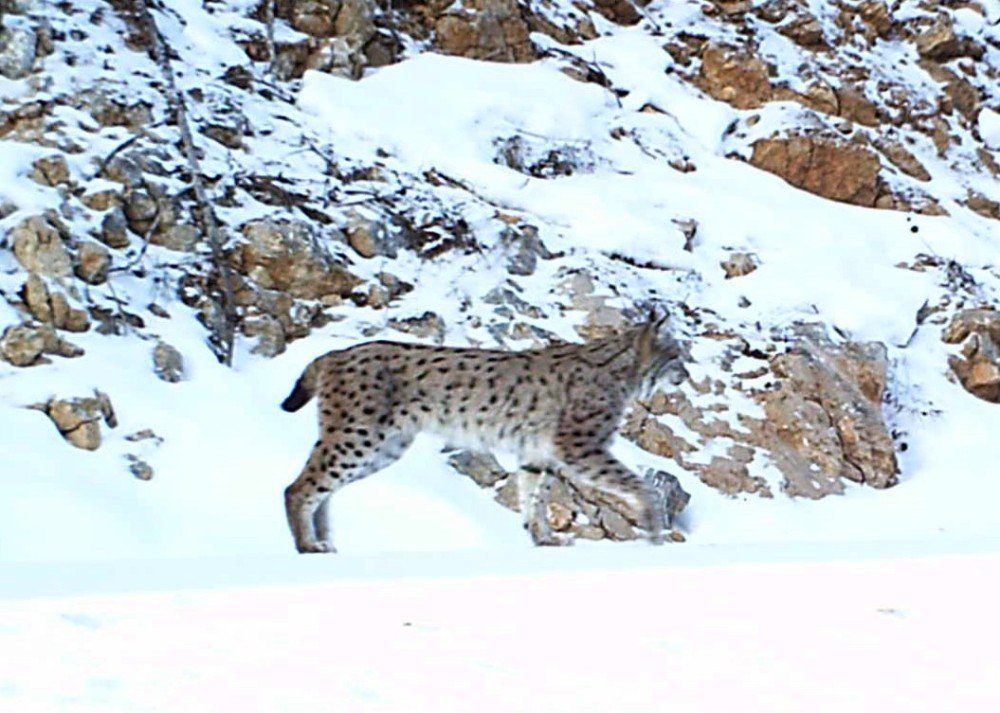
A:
1 0 998 563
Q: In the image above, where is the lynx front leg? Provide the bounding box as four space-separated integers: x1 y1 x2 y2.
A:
559 451 665 545
518 465 573 547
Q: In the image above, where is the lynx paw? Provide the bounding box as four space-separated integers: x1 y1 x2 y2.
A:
298 541 338 554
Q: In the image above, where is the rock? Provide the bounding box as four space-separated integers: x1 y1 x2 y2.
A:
11 216 73 277
721 252 758 279
122 188 159 236
435 0 536 63
750 136 881 207
915 16 982 62
0 17 35 79
127 455 154 481
234 219 360 300
202 124 243 150
964 192 1000 221
779 13 826 48
876 140 931 182
279 0 341 37
21 274 90 332
30 154 71 187
99 207 131 249
591 0 641 26
43 391 117 451
623 325 899 498
345 215 396 259
448 450 507 487
499 224 551 276
559 271 629 340
857 1 891 40
836 86 879 127
597 508 635 540
153 223 200 252
697 43 773 110
943 309 1000 403
388 311 446 343
333 0 375 49
152 341 185 383
0 324 45 366
74 242 111 285
81 188 121 211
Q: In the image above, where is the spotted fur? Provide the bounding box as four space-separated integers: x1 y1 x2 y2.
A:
282 317 688 553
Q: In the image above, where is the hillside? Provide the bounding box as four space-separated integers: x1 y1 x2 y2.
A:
1 0 999 560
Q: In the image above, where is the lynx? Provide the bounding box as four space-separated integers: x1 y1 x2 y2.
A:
281 316 688 553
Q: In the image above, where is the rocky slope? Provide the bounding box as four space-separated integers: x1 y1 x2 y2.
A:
1 0 998 550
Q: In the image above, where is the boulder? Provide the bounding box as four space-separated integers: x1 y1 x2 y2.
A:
435 0 536 63
234 219 360 300
41 391 117 451
0 324 45 366
74 242 111 285
697 43 773 109
623 324 899 498
0 17 35 79
943 309 1000 403
750 136 881 207
11 216 73 277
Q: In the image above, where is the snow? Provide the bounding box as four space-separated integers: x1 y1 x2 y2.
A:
2 0 1000 706
980 107 1000 150
2 546 999 711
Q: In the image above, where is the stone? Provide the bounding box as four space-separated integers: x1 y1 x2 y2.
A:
915 17 983 62
30 154 70 187
43 391 117 451
697 43 773 110
75 242 111 285
122 189 159 236
234 219 360 300
876 140 931 182
21 275 89 332
943 309 1000 403
836 86 879 127
779 14 826 48
152 223 200 252
721 252 758 279
499 224 551 276
127 455 154 481
435 0 536 63
99 207 131 249
623 325 899 498
0 324 45 366
388 311 446 344
152 341 185 383
278 0 341 37
12 216 73 277
448 450 508 488
345 215 396 259
750 136 881 207
0 17 35 79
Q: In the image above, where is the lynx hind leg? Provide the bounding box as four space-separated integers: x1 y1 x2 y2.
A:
285 447 337 553
518 466 573 547
285 428 414 554
560 450 665 545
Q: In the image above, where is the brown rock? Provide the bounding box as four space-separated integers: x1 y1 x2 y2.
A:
915 17 983 61
435 0 536 63
235 219 361 300
750 136 881 206
779 14 826 48
75 241 112 285
44 392 117 451
876 139 931 181
30 154 70 187
99 207 131 249
0 324 45 366
943 309 1000 403
836 85 879 127
12 216 72 277
721 252 758 279
697 43 772 109
964 192 1000 221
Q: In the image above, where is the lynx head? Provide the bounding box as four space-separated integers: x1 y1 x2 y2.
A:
633 309 689 396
